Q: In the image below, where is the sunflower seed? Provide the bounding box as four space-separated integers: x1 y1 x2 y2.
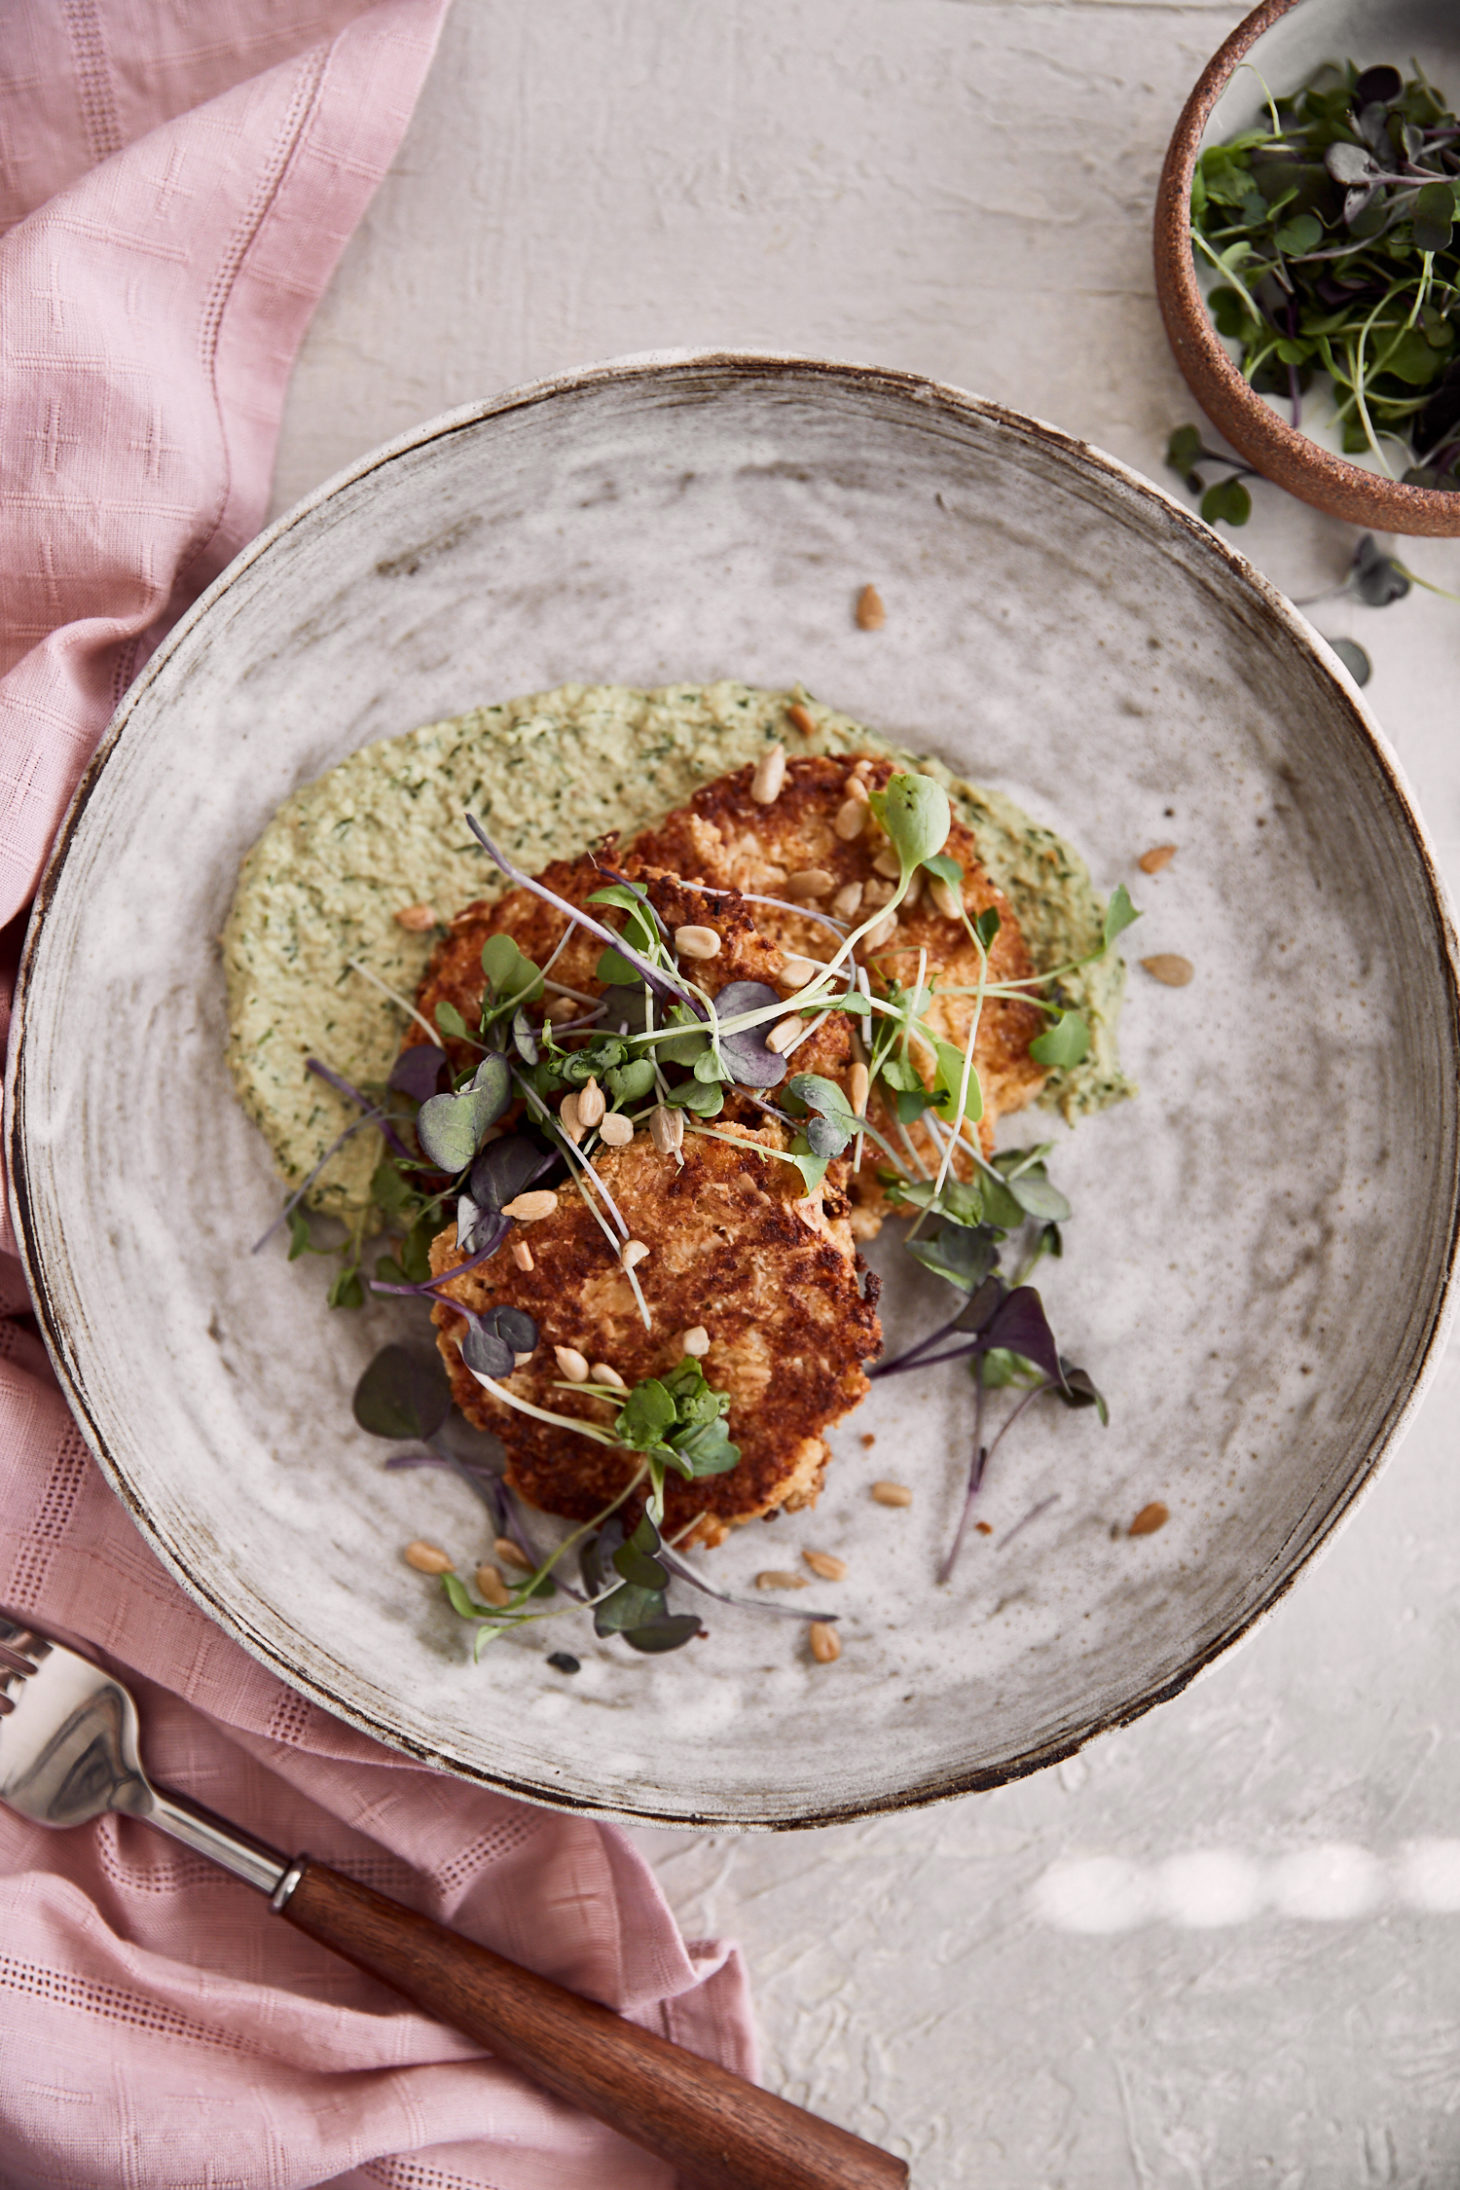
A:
502 1190 559 1221
674 924 722 961
394 903 437 932
751 743 787 803
809 1621 842 1663
871 1480 912 1507
554 1345 590 1381
802 1549 847 1581
835 798 868 841
404 1540 453 1574
598 1111 633 1146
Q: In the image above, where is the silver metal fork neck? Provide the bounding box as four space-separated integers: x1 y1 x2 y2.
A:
130 1782 291 1897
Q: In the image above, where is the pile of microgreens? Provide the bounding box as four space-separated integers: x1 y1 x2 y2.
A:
1192 60 1460 484
265 770 1137 1659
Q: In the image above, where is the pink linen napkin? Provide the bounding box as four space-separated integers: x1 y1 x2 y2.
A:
0 10 756 2187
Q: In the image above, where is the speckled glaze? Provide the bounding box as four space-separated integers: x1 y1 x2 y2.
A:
1154 0 1460 536
8 354 1459 1828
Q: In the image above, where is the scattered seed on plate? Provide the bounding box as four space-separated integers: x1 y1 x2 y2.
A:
871 1480 912 1507
598 1111 633 1146
576 1077 606 1127
674 924 721 960
802 1549 847 1581
591 1362 626 1389
974 1521 993 1537
1138 843 1177 875
856 584 886 631
835 798 869 841
394 903 436 931
1128 1501 1169 1536
404 1540 453 1574
786 868 834 900
554 1345 590 1382
786 702 817 737
751 742 787 803
511 1238 535 1272
756 1570 809 1591
860 1432 876 1448
474 1562 511 1607
495 1536 532 1572
620 1238 651 1269
809 1621 841 1664
679 1324 710 1357
765 1015 805 1055
502 1189 559 1221
1140 954 1194 987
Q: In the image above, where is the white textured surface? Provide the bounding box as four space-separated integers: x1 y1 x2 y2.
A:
266 3 1460 2180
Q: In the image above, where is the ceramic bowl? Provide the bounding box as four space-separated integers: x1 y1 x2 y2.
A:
8 354 1459 1827
1154 0 1460 535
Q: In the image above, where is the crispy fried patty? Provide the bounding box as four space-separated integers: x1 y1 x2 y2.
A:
407 853 854 1088
430 1122 881 1545
630 752 1047 1212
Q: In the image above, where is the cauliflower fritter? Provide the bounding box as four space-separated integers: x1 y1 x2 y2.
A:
429 1121 881 1546
631 753 1047 1215
407 852 852 1088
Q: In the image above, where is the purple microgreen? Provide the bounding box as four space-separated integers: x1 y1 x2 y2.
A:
1000 1492 1061 1549
416 1054 512 1172
252 1111 384 1254
1057 1360 1109 1424
468 1132 554 1213
353 1343 453 1442
306 1057 412 1160
389 1045 449 1103
710 979 788 1087
655 1540 839 1623
466 813 698 1007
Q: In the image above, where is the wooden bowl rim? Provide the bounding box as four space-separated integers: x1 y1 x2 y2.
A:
1153 0 1460 536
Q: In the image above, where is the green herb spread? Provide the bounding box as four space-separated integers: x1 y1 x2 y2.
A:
223 681 1131 1217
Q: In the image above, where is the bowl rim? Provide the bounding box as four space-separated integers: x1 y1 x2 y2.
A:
8 348 1460 1828
1153 0 1460 536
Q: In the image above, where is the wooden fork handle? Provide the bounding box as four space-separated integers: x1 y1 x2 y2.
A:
280 1860 908 2190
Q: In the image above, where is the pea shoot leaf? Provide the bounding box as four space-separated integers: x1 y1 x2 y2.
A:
923 853 963 888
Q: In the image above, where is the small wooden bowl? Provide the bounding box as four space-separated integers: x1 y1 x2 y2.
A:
1154 0 1460 536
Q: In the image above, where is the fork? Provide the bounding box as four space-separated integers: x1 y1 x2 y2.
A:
0 1613 907 2190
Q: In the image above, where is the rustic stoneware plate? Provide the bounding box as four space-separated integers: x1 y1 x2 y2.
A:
8 354 1458 1828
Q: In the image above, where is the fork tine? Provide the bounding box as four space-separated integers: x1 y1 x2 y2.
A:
0 1640 36 1678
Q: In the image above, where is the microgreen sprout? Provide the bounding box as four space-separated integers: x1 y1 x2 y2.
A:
1189 58 1460 485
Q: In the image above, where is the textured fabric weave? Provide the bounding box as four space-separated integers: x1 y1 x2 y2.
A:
0 10 756 2185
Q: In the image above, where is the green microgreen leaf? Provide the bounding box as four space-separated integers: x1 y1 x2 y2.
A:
923 853 963 889
1102 883 1140 951
1028 1011 1090 1070
435 999 471 1040
867 772 952 873
481 932 543 1005
1200 476 1252 527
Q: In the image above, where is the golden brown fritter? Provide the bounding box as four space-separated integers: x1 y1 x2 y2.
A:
429 1121 881 1546
630 754 1047 1215
407 853 853 1088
